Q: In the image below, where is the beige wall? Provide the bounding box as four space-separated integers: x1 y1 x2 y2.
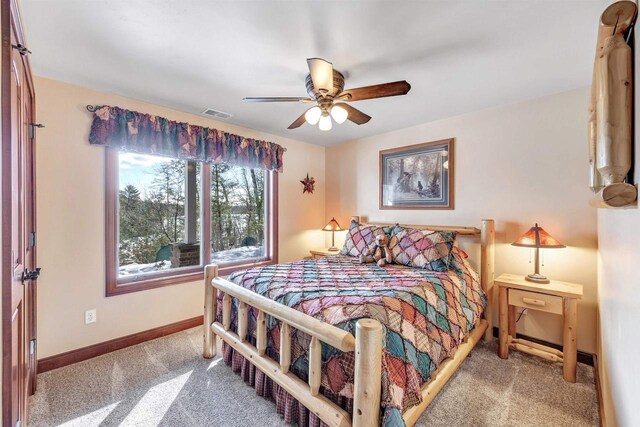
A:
34 77 326 358
597 209 639 427
326 87 598 353
595 23 639 427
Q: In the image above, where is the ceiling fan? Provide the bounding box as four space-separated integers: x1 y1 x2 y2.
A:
243 58 411 131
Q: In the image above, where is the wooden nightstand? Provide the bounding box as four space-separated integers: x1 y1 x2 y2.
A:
309 248 340 258
495 273 583 382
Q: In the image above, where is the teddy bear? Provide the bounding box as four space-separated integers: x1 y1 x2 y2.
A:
359 234 393 267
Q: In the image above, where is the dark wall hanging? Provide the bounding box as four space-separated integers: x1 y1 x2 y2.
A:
300 173 315 194
379 138 454 209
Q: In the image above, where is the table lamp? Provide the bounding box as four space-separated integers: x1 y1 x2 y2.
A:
512 223 565 284
322 217 343 251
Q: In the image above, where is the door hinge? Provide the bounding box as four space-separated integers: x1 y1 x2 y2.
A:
12 43 31 56
22 268 41 283
29 123 45 139
29 231 36 248
30 338 36 355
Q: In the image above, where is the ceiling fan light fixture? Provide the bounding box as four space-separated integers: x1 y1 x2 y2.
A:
318 113 332 131
330 104 348 124
244 58 411 130
304 106 322 125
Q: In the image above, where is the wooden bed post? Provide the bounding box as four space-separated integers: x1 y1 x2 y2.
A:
204 264 219 358
238 302 249 342
481 219 496 342
353 318 383 427
280 323 291 374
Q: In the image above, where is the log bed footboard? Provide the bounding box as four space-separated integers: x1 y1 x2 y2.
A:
203 219 495 427
204 264 382 427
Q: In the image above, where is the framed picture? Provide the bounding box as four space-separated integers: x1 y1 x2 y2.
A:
379 138 454 209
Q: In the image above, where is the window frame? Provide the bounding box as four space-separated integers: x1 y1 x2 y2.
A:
105 149 278 296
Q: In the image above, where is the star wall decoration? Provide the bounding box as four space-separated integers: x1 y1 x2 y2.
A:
300 173 315 194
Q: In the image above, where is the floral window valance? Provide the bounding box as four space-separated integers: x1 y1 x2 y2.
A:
88 105 285 172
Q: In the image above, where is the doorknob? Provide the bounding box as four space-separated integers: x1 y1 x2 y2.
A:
22 268 41 282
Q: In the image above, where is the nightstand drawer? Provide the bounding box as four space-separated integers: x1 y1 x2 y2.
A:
508 289 563 315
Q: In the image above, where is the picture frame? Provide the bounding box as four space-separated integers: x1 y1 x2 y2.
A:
379 138 454 210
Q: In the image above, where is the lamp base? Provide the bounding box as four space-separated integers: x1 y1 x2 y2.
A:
328 246 339 252
525 273 550 284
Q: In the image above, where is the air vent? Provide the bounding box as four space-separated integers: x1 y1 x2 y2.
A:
202 108 232 119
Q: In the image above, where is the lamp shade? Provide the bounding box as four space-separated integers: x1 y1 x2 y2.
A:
322 217 342 232
512 223 565 248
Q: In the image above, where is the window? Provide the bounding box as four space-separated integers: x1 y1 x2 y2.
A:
210 164 268 265
106 150 277 296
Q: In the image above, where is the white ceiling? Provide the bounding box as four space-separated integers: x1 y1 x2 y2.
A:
21 0 609 146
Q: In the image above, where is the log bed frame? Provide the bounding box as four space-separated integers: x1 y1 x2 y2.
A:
203 219 495 427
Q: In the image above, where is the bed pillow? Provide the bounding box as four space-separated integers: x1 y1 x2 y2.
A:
452 244 469 259
448 246 481 284
447 246 470 273
340 222 387 258
388 228 458 271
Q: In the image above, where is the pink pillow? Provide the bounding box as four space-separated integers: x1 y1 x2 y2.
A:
340 223 386 258
388 228 457 271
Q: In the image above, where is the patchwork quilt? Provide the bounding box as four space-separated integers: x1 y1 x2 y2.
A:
219 254 486 426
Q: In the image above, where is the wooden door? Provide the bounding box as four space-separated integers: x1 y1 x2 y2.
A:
24 83 37 397
2 0 37 425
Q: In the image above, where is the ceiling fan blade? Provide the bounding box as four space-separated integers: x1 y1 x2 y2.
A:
287 111 307 129
243 97 313 102
336 103 371 125
339 80 411 102
307 58 334 94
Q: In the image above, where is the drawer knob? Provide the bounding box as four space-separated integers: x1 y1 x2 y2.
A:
522 297 546 307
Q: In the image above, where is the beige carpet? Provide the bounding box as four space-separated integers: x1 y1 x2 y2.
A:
28 327 599 427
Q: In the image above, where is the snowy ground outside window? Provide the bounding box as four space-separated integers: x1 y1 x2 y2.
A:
119 246 264 277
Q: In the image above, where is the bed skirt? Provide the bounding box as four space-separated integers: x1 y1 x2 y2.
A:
222 341 354 427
